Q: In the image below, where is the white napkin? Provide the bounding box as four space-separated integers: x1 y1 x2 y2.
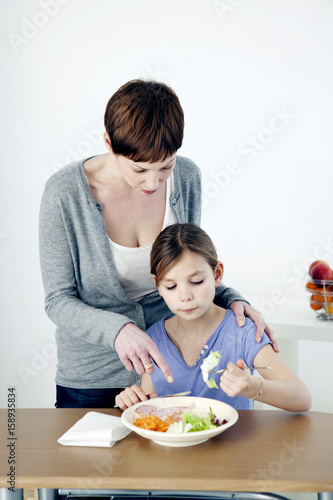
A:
57 411 131 447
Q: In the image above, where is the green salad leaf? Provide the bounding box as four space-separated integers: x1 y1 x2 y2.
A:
181 407 222 432
200 350 221 388
166 407 228 433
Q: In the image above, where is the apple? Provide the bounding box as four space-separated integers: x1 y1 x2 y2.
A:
309 260 326 274
309 261 333 281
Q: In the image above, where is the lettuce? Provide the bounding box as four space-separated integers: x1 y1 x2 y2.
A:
166 407 227 433
200 350 221 389
181 407 222 432
166 421 193 433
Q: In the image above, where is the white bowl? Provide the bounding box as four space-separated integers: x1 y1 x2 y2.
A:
121 396 238 447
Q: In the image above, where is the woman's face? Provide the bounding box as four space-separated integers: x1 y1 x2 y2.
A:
115 154 176 195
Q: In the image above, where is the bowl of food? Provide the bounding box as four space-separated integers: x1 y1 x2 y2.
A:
121 396 238 447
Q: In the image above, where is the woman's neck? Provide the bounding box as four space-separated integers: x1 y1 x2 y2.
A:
83 153 125 188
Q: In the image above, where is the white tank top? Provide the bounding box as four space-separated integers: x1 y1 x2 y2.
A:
108 174 177 301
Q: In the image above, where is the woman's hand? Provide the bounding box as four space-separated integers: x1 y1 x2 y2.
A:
114 323 174 382
115 384 158 411
219 359 260 399
229 300 279 352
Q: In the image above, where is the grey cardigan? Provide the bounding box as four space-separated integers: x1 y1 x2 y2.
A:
39 155 245 388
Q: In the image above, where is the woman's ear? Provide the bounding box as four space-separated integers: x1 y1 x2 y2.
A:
103 132 112 152
214 261 224 286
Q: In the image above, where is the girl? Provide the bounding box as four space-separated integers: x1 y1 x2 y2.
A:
116 223 311 412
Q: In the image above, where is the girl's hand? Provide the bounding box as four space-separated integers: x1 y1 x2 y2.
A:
115 384 157 411
114 323 174 382
229 301 279 353
219 359 260 399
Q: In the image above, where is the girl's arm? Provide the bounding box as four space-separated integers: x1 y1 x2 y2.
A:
115 374 157 410
141 372 156 394
219 345 311 412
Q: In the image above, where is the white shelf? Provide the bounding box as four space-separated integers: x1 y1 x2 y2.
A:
247 296 333 342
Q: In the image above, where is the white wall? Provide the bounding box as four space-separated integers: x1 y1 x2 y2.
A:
1 0 332 410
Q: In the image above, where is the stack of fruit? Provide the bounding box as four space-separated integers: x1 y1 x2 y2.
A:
306 260 333 320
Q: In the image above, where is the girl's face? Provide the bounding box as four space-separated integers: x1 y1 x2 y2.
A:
156 251 223 321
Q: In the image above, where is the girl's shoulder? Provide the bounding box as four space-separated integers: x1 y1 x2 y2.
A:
146 316 172 338
224 309 272 349
222 310 257 338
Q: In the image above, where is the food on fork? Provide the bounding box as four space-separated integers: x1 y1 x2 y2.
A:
200 350 221 388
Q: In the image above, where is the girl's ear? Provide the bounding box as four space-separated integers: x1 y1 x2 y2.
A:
103 132 112 151
214 261 224 286
153 275 162 295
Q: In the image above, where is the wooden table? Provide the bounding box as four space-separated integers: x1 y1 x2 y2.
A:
0 409 332 500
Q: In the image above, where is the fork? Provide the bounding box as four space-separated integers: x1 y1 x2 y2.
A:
114 390 191 408
209 366 271 374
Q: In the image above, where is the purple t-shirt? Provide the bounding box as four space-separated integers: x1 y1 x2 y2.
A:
146 309 272 410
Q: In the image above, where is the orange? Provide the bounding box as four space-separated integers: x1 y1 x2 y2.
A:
313 294 325 303
313 293 333 304
310 294 322 310
306 281 317 292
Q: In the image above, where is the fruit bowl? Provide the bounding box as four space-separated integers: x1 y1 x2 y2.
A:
305 279 333 321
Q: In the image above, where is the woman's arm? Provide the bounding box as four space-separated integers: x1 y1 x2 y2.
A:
39 187 173 381
219 345 311 412
39 188 131 346
114 324 173 379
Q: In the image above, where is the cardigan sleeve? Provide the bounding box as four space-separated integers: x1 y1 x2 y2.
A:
39 187 134 349
214 283 249 309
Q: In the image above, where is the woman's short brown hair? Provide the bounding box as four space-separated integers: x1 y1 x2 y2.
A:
104 79 184 163
151 223 218 286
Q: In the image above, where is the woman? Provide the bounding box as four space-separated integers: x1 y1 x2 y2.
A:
39 79 277 408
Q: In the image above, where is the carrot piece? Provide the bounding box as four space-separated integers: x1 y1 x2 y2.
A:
133 414 177 432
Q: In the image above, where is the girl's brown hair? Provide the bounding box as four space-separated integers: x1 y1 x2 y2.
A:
104 79 184 163
151 223 218 286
